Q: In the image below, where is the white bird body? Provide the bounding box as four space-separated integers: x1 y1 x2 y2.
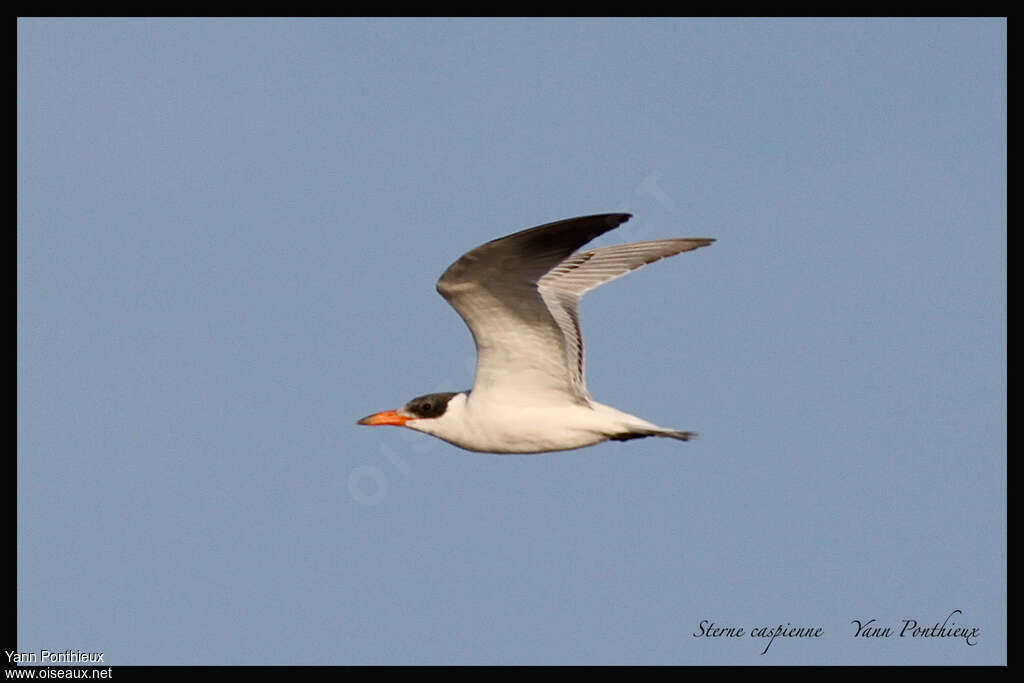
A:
358 213 714 454
407 392 679 454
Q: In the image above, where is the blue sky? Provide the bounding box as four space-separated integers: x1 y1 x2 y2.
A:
17 18 1005 665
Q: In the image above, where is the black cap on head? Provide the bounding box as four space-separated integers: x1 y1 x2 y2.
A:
403 392 461 419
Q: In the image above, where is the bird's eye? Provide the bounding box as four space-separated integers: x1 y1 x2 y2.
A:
422 403 432 411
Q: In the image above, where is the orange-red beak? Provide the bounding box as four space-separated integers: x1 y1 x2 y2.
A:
357 410 414 427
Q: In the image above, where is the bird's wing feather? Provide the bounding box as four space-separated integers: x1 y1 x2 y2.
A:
436 213 714 404
538 239 715 398
437 214 630 405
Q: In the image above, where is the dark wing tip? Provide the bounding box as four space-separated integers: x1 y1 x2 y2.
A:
579 212 632 233
483 212 632 246
438 213 637 295
515 213 633 255
602 212 632 226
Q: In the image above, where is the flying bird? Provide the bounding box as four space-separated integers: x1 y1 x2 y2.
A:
357 213 714 453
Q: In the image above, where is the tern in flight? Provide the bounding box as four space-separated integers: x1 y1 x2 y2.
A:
357 213 714 453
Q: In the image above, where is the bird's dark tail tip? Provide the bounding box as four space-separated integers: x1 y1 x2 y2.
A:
662 430 697 442
608 429 697 442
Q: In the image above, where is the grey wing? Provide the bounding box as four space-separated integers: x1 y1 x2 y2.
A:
537 238 716 399
436 214 632 404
